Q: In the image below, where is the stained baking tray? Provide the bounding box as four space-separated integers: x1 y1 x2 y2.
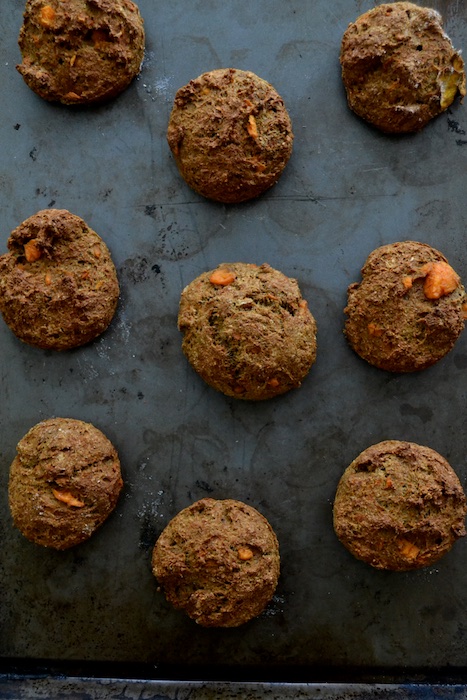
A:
1 0 467 697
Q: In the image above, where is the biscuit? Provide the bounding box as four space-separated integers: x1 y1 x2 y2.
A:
340 2 466 133
178 262 317 400
333 440 467 570
9 417 123 550
152 498 280 627
167 68 294 203
17 0 145 105
344 241 466 372
0 209 119 350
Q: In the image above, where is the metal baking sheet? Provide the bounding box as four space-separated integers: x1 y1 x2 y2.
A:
1 0 467 695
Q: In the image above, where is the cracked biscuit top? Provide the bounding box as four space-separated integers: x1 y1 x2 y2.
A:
340 2 466 133
167 68 294 203
0 208 119 350
17 0 145 104
9 417 123 550
333 440 467 571
152 498 280 627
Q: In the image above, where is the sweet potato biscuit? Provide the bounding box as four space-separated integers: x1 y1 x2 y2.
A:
17 0 145 105
9 417 123 550
0 208 119 350
340 2 466 133
333 440 467 571
167 68 294 203
178 262 317 400
344 241 466 372
152 498 280 627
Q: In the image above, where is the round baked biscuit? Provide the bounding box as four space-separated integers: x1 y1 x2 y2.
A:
167 68 294 203
333 440 467 571
152 498 280 627
340 2 466 133
178 262 317 400
0 209 120 350
17 0 145 105
9 417 123 550
344 241 466 372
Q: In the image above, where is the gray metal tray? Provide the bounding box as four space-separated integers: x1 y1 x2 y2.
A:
1 0 467 696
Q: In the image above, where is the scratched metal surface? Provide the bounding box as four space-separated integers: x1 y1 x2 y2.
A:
1 0 467 689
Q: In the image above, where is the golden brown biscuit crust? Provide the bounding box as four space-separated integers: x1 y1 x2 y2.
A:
152 498 280 627
0 209 120 350
344 241 466 372
167 68 294 203
178 262 317 400
340 2 466 133
333 440 467 570
17 0 145 104
9 417 123 550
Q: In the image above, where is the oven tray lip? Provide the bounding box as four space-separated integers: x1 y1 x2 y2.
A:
3 660 467 697
3 677 467 699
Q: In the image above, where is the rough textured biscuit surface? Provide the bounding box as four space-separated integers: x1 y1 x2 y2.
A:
9 417 123 550
17 0 145 105
152 498 280 627
167 68 294 203
344 241 466 372
340 2 466 133
0 208 119 350
333 440 467 571
178 262 317 400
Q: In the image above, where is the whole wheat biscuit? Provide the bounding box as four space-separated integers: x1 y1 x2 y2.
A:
178 262 317 400
17 0 145 105
0 209 119 350
9 417 123 550
167 68 293 203
344 241 466 372
340 2 466 133
333 440 467 571
152 498 280 627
